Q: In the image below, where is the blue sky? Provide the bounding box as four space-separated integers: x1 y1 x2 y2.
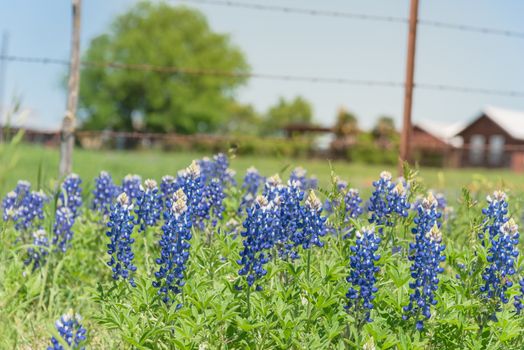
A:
0 0 523 131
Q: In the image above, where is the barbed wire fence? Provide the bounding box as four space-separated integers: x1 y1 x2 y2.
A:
0 0 523 173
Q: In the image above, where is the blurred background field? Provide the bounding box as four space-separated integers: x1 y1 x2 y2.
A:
5 143 524 196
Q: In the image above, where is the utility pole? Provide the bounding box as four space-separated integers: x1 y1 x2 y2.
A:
399 0 419 175
0 32 8 143
59 0 82 177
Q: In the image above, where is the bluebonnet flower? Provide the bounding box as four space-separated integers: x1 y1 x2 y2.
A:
106 193 137 287
153 189 192 306
263 174 284 201
175 161 209 228
58 173 83 217
345 226 381 323
206 178 226 226
345 188 364 220
52 207 75 253
239 167 265 212
135 179 162 231
290 167 318 191
368 171 410 233
237 195 278 289
480 190 509 242
271 180 302 259
514 278 524 314
48 311 87 350
121 174 142 202
2 180 31 222
24 229 49 271
13 190 47 233
92 171 118 214
292 191 326 253
480 218 519 305
403 200 446 331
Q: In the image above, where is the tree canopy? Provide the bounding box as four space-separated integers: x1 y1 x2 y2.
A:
334 107 358 137
78 2 249 134
262 96 313 135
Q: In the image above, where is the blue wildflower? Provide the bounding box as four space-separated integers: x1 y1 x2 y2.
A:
58 173 83 217
15 190 47 233
403 192 446 330
290 167 318 191
153 189 192 306
52 207 75 253
345 226 381 323
292 190 326 253
106 193 137 287
25 229 49 271
239 167 265 212
480 190 509 243
92 171 118 215
237 195 278 289
121 174 142 202
48 311 87 350
206 178 226 226
175 161 209 228
368 171 410 233
514 278 524 314
481 218 519 305
135 179 162 232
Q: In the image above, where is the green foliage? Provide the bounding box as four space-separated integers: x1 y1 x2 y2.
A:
2 160 524 349
334 107 358 137
79 2 249 134
262 96 313 136
347 132 399 165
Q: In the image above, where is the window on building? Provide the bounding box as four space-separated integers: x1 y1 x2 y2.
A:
488 135 505 166
469 135 485 165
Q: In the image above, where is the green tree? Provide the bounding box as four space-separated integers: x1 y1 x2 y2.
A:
78 2 249 133
262 96 313 136
372 116 396 139
221 101 262 135
334 107 358 137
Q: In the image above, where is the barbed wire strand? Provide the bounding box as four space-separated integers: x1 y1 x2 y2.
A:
2 54 524 97
176 0 524 39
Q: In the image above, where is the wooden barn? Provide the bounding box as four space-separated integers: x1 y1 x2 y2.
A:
411 121 463 167
455 106 524 170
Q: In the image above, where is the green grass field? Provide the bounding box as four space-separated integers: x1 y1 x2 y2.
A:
3 143 524 196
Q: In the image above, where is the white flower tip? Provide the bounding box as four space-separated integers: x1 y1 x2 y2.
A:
292 166 307 177
33 229 47 239
255 195 269 209
246 166 259 174
501 219 518 237
117 192 129 206
144 179 157 190
393 181 406 195
173 188 187 203
426 224 442 242
187 161 201 178
422 192 437 209
267 174 282 186
379 171 392 181
172 196 188 215
305 190 322 211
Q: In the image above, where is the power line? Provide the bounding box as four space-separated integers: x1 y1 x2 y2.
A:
177 0 524 39
2 54 524 98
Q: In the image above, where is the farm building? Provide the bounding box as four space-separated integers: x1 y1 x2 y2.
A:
411 121 463 167
454 106 524 170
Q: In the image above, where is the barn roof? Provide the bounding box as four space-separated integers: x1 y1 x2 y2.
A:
414 120 464 147
481 106 524 140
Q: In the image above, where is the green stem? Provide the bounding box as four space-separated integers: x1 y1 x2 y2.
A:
246 285 251 318
306 249 311 282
